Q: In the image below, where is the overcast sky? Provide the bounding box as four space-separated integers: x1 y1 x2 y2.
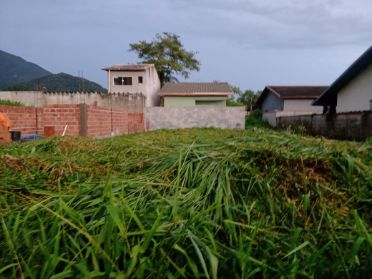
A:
1 0 371 90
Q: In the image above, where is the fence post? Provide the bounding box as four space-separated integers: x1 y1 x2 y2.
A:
79 103 88 136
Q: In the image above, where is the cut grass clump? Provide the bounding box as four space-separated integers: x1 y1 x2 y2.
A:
0 128 371 278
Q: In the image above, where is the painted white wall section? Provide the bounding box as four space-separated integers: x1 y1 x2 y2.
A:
107 65 161 107
283 99 323 113
337 64 372 112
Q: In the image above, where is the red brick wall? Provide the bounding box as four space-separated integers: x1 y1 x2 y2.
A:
0 105 42 135
0 104 144 138
86 106 130 137
112 109 129 135
86 106 112 137
128 113 144 133
42 105 81 136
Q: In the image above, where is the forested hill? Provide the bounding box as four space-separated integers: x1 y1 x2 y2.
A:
5 72 107 92
0 49 51 89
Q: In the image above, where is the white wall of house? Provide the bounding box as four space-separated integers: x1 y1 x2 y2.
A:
145 66 161 107
262 112 277 127
163 96 227 107
108 71 146 94
337 64 372 112
283 99 323 113
107 65 160 107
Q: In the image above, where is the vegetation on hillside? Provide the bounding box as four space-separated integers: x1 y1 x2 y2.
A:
0 50 51 89
0 128 371 278
5 72 107 92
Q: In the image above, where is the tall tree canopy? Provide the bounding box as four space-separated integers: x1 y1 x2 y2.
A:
129 32 200 85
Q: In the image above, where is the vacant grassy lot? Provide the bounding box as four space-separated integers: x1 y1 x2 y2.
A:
0 128 371 278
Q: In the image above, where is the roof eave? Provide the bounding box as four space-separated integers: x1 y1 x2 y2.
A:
283 96 319 100
313 46 372 106
102 68 147 72
160 93 232 97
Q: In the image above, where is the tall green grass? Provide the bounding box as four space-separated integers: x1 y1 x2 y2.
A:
0 128 371 278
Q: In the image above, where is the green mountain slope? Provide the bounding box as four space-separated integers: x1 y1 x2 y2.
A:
0 49 51 89
6 72 107 92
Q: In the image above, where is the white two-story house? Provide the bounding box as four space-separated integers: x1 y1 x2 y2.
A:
102 64 161 107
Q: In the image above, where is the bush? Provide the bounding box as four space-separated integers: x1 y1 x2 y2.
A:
245 109 271 129
0 99 23 106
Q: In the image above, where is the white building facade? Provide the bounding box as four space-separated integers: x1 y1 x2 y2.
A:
103 64 161 107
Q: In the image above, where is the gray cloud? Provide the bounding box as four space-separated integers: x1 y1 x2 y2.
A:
0 0 370 90
168 0 372 48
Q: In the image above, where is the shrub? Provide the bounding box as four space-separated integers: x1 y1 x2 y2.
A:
245 109 271 129
0 99 23 106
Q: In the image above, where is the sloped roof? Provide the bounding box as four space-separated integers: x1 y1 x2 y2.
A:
313 46 372 106
102 64 154 71
257 86 328 106
160 82 233 96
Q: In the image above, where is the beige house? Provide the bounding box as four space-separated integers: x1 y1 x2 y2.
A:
102 64 161 107
256 86 327 127
313 46 372 113
159 82 233 107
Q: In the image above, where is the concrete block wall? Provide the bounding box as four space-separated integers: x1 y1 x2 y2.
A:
145 107 246 130
0 91 43 107
0 91 145 110
263 111 323 128
277 111 372 140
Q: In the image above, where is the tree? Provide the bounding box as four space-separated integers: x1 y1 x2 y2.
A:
228 86 261 111
129 32 200 85
237 89 261 112
226 86 244 106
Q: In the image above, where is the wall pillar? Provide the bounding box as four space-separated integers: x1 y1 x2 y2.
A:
79 103 88 136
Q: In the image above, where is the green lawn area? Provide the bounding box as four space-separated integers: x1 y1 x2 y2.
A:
0 128 371 278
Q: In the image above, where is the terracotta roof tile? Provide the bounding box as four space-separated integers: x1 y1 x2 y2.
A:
102 64 153 71
160 82 233 96
267 86 328 99
256 86 328 107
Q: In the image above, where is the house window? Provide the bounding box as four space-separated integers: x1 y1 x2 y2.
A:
123 77 132 85
113 77 132 85
138 76 143 84
114 77 122 85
